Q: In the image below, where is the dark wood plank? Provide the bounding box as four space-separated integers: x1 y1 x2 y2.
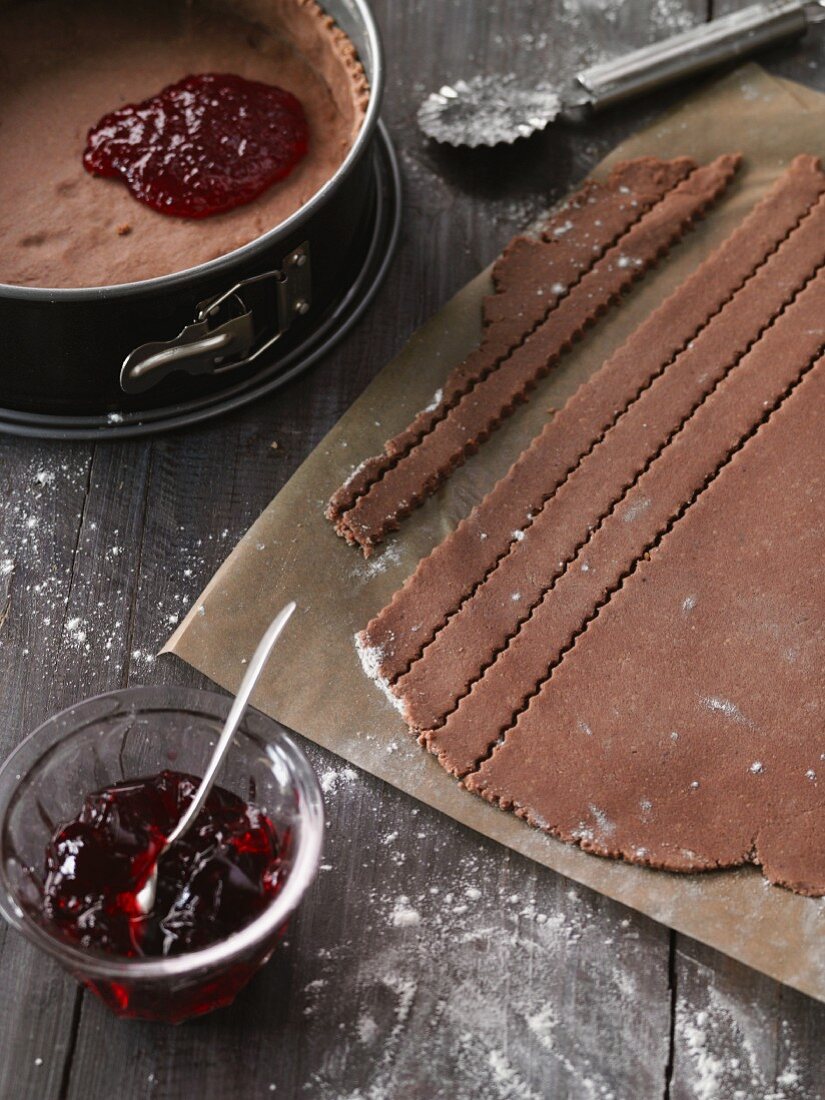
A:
0 439 95 1100
0 439 151 1099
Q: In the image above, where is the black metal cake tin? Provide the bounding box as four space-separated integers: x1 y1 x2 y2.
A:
0 0 400 439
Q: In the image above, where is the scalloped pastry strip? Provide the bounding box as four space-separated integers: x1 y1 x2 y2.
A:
428 267 825 775
327 157 695 529
336 155 740 553
360 156 823 684
395 190 825 731
466 355 825 894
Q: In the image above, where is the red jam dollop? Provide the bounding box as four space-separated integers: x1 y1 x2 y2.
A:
41 770 288 957
83 73 309 218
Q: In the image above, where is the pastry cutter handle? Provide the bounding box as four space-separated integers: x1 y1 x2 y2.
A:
575 1 820 112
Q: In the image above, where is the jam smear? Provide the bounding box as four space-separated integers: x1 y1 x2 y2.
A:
83 73 309 218
41 770 288 957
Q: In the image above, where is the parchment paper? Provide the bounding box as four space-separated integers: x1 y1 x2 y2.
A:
166 65 825 1002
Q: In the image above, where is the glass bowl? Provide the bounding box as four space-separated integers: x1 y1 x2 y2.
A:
0 685 324 1023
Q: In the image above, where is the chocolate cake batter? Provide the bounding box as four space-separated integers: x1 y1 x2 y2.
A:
0 0 368 288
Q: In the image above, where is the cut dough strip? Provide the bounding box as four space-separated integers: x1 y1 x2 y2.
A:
395 191 825 731
330 155 739 553
359 156 825 686
428 267 825 776
327 157 695 526
465 357 825 892
481 157 695 345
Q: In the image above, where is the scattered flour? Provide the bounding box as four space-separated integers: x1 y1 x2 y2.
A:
675 989 806 1100
588 804 616 837
356 1014 379 1045
320 765 359 795
0 453 244 673
700 695 753 727
621 497 651 524
389 896 421 927
526 1003 558 1050
354 633 406 716
298 791 648 1100
424 388 444 413
679 1009 726 1100
487 1050 544 1100
351 541 403 581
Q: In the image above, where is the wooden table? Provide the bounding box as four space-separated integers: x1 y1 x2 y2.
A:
1 2 823 1097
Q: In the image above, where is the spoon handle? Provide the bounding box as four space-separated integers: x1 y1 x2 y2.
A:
164 601 297 850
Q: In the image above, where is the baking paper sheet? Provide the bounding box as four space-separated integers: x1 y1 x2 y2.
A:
165 65 825 1002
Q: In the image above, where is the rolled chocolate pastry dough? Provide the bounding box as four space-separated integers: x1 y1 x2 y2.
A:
359 155 824 687
330 158 696 531
469 356 825 896
400 188 825 735
328 155 741 554
357 156 825 896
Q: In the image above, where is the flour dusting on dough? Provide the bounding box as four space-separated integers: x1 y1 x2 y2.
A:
700 695 752 727
424 388 444 413
355 633 405 715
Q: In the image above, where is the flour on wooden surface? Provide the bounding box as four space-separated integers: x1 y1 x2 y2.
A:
389 896 421 927
0 450 249 675
320 765 359 795
297 752 658 1100
675 988 806 1100
700 695 753 728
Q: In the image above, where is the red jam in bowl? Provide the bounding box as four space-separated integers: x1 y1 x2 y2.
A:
83 73 309 218
41 770 288 959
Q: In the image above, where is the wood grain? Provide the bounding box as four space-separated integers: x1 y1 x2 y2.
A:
1 2 824 1098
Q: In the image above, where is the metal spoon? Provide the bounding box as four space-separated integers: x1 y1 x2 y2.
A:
134 601 297 916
